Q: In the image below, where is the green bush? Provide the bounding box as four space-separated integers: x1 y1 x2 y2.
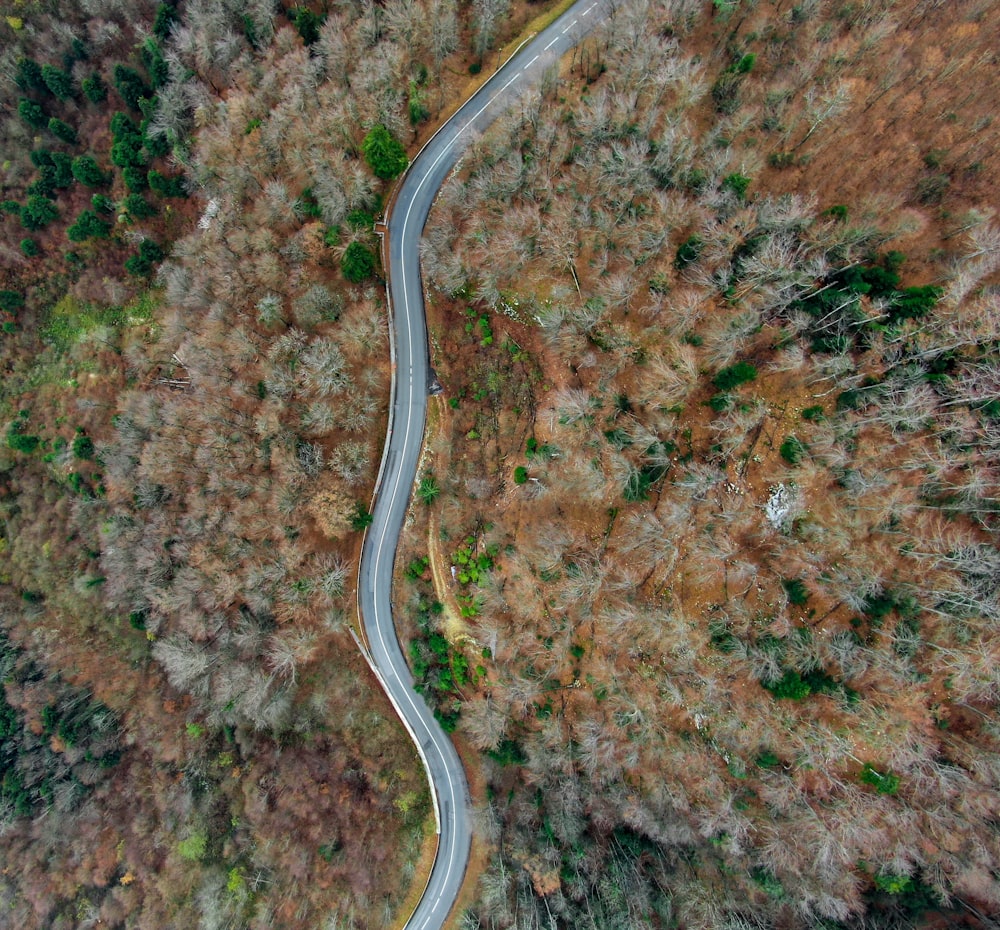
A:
860 763 900 795
14 57 45 92
780 435 806 465
0 291 25 313
707 392 732 413
123 192 156 218
712 361 757 391
153 2 179 40
674 234 703 270
487 739 527 766
49 152 74 187
756 749 781 768
782 577 809 606
124 239 165 276
362 124 408 180
19 238 39 257
113 64 150 110
513 466 528 485
177 831 208 862
72 430 96 460
72 155 109 187
342 241 376 283
762 669 811 700
122 166 149 192
141 37 169 88
67 209 111 242
417 474 440 505
291 6 324 45
41 64 74 100
81 73 108 104
350 502 374 531
721 172 751 201
20 195 59 231
47 117 78 145
888 285 941 323
148 169 186 198
18 98 47 129
6 416 40 454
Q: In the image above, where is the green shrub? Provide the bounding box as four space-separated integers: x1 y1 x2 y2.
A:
47 117 78 144
141 37 169 88
292 6 324 44
782 577 809 606
860 763 900 795
712 361 757 391
81 73 107 104
67 209 111 242
708 392 732 413
513 466 528 485
153 2 180 40
49 152 74 187
888 285 941 323
756 749 780 768
350 502 374 531
41 64 74 100
0 291 25 313
72 430 95 460
417 474 440 505
177 832 208 862
14 57 45 92
19 238 39 257
487 739 526 766
721 172 751 201
18 98 47 129
674 234 703 269
148 170 187 198
122 166 149 192
751 867 785 900
113 64 150 110
362 124 408 180
873 872 913 895
21 195 58 231
123 192 156 218
762 669 812 700
6 417 40 454
780 435 806 465
342 241 376 282
72 154 109 187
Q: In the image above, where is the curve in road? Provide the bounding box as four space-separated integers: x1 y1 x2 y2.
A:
358 4 611 928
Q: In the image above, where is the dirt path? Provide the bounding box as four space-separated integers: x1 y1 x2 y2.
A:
423 397 468 642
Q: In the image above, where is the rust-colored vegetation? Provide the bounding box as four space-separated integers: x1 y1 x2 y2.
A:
414 0 1000 926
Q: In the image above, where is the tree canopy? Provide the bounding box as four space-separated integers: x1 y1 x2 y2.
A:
362 125 408 180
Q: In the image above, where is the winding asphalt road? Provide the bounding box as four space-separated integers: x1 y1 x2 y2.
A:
358 4 611 927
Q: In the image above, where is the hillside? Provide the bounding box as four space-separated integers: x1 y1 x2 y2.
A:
0 1 547 926
413 1 1000 927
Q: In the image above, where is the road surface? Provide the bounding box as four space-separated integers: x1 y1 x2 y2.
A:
358 4 610 928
